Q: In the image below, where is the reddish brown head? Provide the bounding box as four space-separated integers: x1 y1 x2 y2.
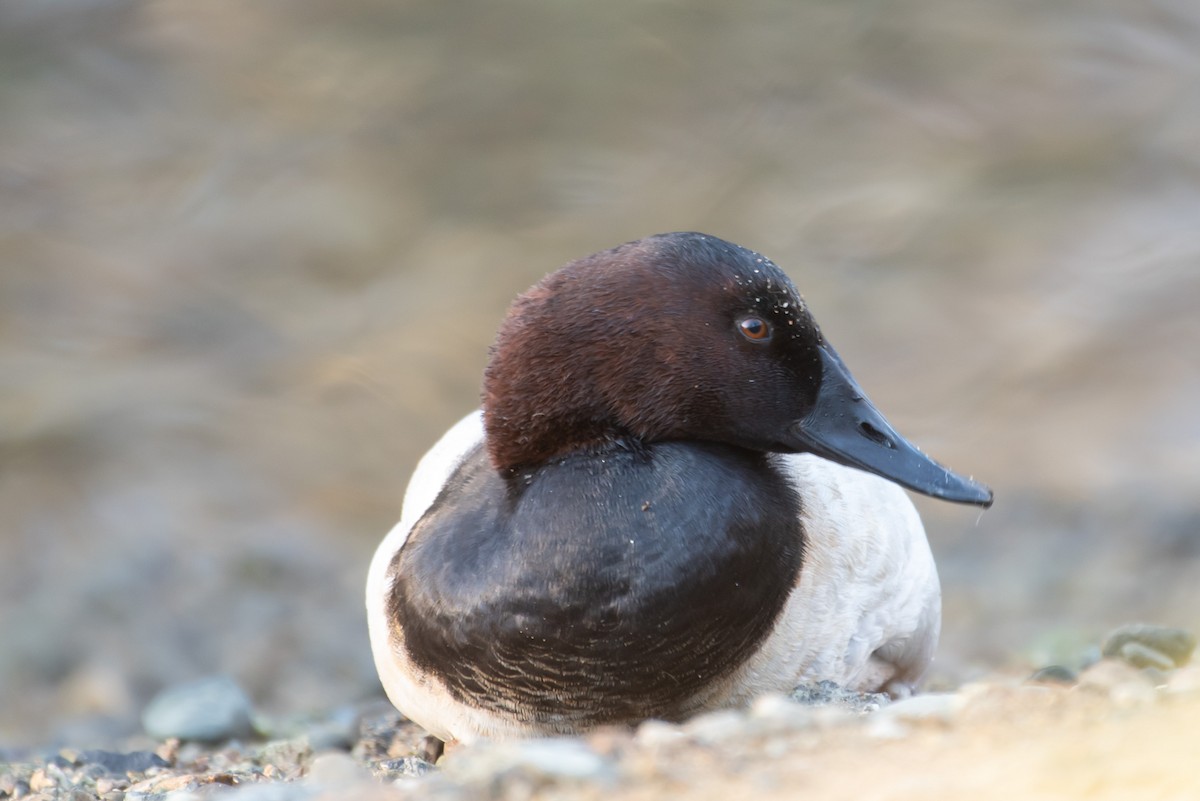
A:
482 233 824 472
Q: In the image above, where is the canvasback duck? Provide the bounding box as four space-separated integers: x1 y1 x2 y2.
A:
366 232 992 744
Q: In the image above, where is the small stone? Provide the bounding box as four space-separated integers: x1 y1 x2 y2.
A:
866 715 911 740
1077 659 1158 707
449 738 614 784
748 693 818 731
1116 641 1175 672
1079 644 1103 670
307 751 368 784
874 692 964 725
304 706 361 752
790 680 888 714
374 757 434 779
29 769 56 792
633 719 686 749
1167 666 1200 695
217 783 315 801
1102 624 1196 668
161 792 204 801
509 738 612 780
142 676 255 742
259 738 313 781
125 772 200 796
1028 665 1078 685
680 708 748 745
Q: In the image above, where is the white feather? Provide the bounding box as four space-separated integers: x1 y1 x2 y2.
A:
698 453 939 708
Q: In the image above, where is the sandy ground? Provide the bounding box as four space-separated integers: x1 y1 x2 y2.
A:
4 664 1198 800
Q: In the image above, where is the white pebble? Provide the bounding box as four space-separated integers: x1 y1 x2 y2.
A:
680 709 748 745
1167 666 1200 696
307 751 368 785
874 692 964 724
634 719 686 748
449 737 613 784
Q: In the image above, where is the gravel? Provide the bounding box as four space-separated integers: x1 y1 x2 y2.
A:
3 625 1199 801
789 680 889 714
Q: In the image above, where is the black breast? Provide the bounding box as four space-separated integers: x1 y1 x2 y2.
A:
387 440 804 730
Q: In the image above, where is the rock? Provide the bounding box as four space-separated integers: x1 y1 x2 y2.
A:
1077 659 1158 707
142 676 255 742
125 772 202 797
866 715 911 740
305 706 361 752
1028 665 1078 685
3 779 31 799
1102 624 1196 668
374 757 434 779
789 680 888 714
29 768 56 793
306 751 368 785
259 739 313 781
680 709 749 745
749 693 819 730
219 783 317 801
448 737 615 785
1115 642 1175 672
873 693 964 725
633 719 687 749
1167 666 1200 695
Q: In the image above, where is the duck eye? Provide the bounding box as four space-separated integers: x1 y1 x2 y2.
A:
738 316 772 342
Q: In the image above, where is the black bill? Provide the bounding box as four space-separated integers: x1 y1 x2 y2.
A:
788 345 993 508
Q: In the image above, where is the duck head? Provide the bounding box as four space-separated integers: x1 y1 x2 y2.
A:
483 232 992 507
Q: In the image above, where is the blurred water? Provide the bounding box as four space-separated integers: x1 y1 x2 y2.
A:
2 0 1198 744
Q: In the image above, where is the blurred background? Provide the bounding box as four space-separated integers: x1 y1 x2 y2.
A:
2 0 1198 747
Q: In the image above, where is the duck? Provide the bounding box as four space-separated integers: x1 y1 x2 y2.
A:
366 232 992 744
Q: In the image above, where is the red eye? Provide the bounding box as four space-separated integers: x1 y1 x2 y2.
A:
738 317 772 342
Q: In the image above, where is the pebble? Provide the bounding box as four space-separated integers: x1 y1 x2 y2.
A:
221 783 317 801
789 680 888 714
259 739 313 781
125 772 202 797
866 714 911 740
1115 641 1175 672
29 768 56 793
748 693 819 730
447 737 615 785
1102 624 1196 668
680 709 748 746
304 706 361 751
1164 666 1200 695
633 719 687 749
873 692 964 725
1028 665 1078 685
374 757 434 779
142 676 255 742
306 751 369 785
1077 659 1158 707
